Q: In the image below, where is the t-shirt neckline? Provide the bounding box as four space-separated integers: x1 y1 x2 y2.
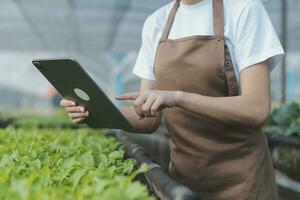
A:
179 0 210 13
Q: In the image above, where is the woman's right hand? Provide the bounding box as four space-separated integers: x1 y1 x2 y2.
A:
60 99 89 124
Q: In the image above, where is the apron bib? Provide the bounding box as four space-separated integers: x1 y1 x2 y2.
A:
153 0 278 199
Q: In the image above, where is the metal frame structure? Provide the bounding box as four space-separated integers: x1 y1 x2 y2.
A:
281 0 288 103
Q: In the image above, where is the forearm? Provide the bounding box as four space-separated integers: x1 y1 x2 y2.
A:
177 92 270 128
120 106 161 133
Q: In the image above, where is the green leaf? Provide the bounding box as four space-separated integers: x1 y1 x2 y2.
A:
62 156 76 169
286 117 300 136
272 102 300 127
136 163 149 174
108 150 124 160
98 153 109 168
0 154 14 167
27 159 41 169
121 159 135 174
71 169 87 191
80 151 94 169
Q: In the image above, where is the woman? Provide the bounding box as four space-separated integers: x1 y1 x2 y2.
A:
61 0 284 199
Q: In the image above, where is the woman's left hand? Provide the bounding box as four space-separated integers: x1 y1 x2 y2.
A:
116 90 182 119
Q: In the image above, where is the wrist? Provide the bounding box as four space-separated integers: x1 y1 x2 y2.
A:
174 91 185 106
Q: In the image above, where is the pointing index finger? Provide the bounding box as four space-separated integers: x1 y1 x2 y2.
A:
115 92 140 100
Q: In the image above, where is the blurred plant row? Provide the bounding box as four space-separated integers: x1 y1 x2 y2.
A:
265 102 300 183
0 109 76 129
265 102 300 137
1 102 300 136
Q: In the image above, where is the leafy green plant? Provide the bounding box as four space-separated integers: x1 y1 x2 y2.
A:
265 102 300 136
0 127 154 200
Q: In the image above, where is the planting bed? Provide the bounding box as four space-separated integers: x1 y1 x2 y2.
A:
1 101 300 200
0 127 154 200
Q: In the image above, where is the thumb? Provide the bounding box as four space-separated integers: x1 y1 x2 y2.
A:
115 92 140 100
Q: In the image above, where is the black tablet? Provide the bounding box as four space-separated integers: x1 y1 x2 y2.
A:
32 58 133 130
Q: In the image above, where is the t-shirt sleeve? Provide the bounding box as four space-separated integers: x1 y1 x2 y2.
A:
132 16 157 80
233 0 284 73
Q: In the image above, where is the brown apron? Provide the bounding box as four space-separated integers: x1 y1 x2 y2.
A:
153 0 278 199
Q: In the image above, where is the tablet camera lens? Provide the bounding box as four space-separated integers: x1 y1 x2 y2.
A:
34 62 46 72
34 62 40 68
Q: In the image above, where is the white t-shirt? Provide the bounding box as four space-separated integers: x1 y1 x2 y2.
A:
133 0 284 86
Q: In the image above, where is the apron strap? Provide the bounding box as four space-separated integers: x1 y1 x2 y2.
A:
160 0 180 41
213 0 224 36
160 0 224 41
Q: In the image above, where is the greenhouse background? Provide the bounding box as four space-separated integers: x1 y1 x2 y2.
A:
0 0 300 112
1 0 300 199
